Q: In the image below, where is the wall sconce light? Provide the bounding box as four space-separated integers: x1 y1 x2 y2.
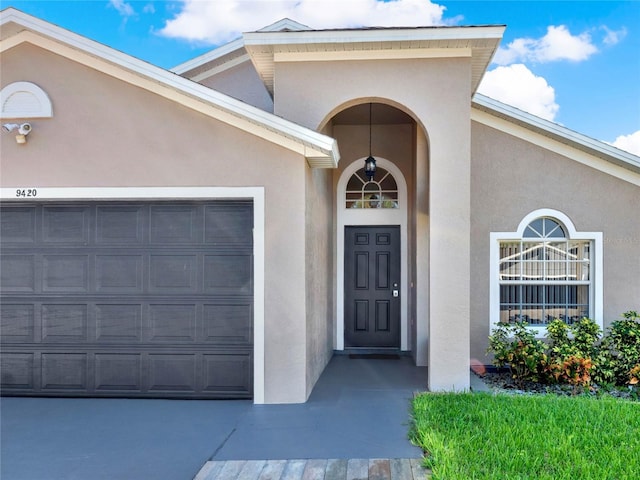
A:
364 103 376 181
2 122 32 144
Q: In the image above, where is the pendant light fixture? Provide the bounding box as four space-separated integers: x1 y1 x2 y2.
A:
364 102 377 181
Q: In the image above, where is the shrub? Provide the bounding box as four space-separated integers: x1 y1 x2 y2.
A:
487 322 547 387
488 312 640 391
629 364 640 386
594 311 640 385
546 318 600 360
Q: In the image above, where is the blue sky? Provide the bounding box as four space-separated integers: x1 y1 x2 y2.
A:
3 1 639 154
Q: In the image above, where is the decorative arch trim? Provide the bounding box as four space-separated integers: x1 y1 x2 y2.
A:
1 81 53 118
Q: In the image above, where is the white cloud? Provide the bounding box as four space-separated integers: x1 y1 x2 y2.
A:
611 130 640 156
109 0 135 18
143 3 156 15
478 64 559 121
159 0 450 44
494 25 598 65
601 26 627 46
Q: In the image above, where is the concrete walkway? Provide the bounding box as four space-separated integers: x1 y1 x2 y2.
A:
1 355 429 480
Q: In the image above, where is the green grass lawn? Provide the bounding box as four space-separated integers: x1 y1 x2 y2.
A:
411 392 640 480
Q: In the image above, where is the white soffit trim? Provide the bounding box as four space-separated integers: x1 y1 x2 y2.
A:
170 19 309 77
189 53 251 83
171 38 245 75
0 9 339 168
472 94 640 181
274 48 472 63
243 25 504 96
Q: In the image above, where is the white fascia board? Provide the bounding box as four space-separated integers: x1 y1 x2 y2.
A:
0 9 338 167
472 94 640 174
243 25 505 46
170 38 245 74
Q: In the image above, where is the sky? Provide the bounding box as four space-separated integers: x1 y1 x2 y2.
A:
3 0 639 155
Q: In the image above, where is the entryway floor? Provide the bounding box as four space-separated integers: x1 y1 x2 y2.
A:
1 355 429 480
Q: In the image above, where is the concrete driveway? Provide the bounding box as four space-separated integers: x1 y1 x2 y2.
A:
1 355 427 480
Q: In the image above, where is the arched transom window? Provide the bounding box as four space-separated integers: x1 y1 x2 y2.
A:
345 167 398 209
498 216 592 326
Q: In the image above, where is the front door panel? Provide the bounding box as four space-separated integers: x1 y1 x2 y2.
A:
344 226 400 348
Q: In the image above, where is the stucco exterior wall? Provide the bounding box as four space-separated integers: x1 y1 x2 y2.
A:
197 60 274 113
1 43 310 403
273 57 473 390
304 167 334 397
470 120 640 363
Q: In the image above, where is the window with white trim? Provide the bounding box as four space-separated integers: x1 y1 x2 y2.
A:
498 217 593 326
345 167 399 209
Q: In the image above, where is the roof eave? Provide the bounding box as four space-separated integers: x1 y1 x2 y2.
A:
472 93 640 174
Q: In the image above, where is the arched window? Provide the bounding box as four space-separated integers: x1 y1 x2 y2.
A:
345 167 398 209
491 210 602 333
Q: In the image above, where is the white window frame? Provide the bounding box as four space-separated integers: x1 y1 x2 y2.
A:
490 209 603 336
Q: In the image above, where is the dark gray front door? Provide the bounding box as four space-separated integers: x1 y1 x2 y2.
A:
344 226 400 348
0 200 253 399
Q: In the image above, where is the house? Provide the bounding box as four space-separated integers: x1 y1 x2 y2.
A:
1 8 638 404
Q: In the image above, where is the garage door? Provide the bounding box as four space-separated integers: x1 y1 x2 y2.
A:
0 200 253 399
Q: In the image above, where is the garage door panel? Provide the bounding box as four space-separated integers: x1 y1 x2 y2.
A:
95 353 142 391
204 255 252 294
203 353 252 394
0 353 35 389
204 204 253 246
43 206 90 244
42 255 89 292
203 304 252 344
0 304 35 342
1 255 36 292
41 304 88 342
0 206 37 243
147 354 197 392
149 254 198 292
148 304 197 342
0 200 254 399
41 353 88 390
95 304 142 342
96 255 144 292
96 205 144 245
150 205 200 244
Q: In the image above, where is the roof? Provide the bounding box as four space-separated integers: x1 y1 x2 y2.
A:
472 94 640 177
242 25 505 96
0 8 339 168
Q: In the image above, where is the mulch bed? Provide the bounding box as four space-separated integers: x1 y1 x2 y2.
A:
476 371 638 400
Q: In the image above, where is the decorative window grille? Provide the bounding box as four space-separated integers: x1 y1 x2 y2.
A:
345 167 399 209
498 217 592 326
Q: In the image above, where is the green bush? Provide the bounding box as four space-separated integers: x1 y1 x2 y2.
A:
595 310 640 385
487 322 547 387
488 311 640 390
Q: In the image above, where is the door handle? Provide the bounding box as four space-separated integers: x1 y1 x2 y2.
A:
393 283 399 297
393 290 399 297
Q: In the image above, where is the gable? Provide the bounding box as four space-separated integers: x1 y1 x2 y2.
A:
0 9 338 168
0 42 307 187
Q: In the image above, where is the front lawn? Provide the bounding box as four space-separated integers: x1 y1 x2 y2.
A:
411 392 640 480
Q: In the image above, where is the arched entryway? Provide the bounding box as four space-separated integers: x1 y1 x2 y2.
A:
336 157 409 351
